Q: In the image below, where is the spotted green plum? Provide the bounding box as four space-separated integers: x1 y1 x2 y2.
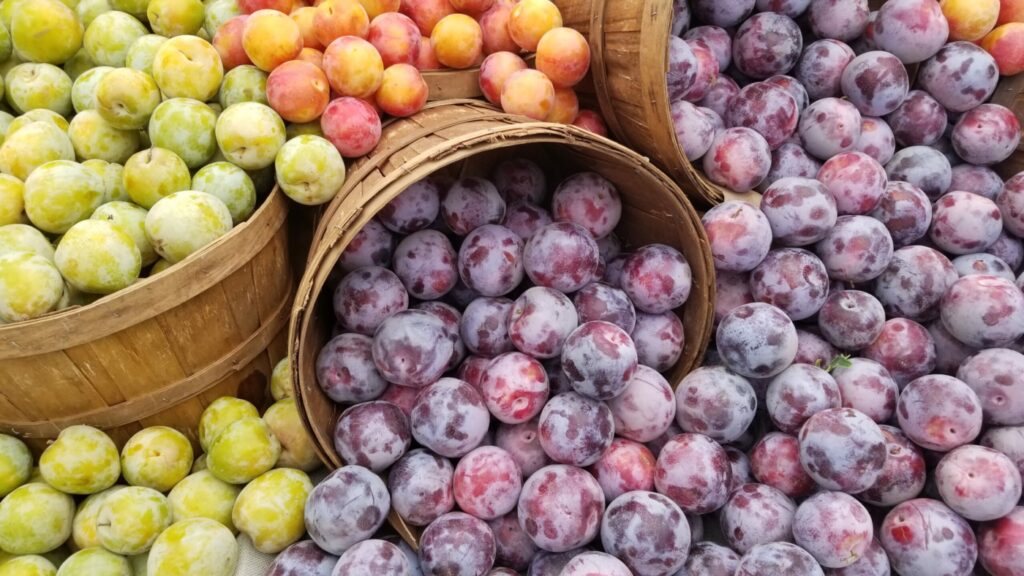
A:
215 102 285 171
147 518 238 576
232 468 312 553
270 358 291 400
7 110 69 138
0 123 75 181
108 0 148 19
96 486 171 555
144 190 232 263
76 0 112 28
0 175 22 226
67 110 139 164
206 416 281 485
95 68 161 131
63 48 96 81
198 397 260 452
217 66 268 108
167 470 240 532
203 0 241 37
82 159 128 203
275 135 346 206
0 483 74 554
0 434 30 497
0 555 57 576
71 66 114 113
120 426 193 492
125 35 168 76
23 160 104 234
148 98 217 170
55 219 141 293
152 35 223 101
10 0 83 65
286 121 323 140
190 162 255 224
91 201 155 265
123 147 191 209
56 548 130 576
147 0 205 37
263 399 320 472
39 425 120 495
0 224 54 260
71 486 126 550
5 64 72 116
84 11 148 67
0 252 62 322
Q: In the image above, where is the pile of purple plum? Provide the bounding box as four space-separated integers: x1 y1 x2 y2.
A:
682 0 1024 573
668 0 1023 210
272 155 703 576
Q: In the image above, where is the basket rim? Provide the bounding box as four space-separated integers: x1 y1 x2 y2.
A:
0 187 290 357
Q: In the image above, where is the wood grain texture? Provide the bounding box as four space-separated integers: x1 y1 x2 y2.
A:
0 189 293 454
289 101 716 549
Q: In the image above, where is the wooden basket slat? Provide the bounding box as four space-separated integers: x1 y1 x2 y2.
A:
0 190 293 453
289 102 716 548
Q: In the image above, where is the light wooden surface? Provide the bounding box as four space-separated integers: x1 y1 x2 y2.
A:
0 190 293 453
289 100 716 548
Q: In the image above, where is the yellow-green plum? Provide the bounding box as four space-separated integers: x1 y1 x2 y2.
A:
55 219 141 293
0 224 54 260
191 162 256 223
152 35 223 101
70 66 112 112
5 64 72 116
67 110 139 164
0 122 73 181
71 486 126 550
263 399 320 472
91 201 155 265
144 190 232 263
0 111 14 145
148 0 205 37
96 486 171 555
82 159 128 203
148 98 217 170
0 555 57 576
39 425 120 495
10 0 83 65
7 110 69 138
275 135 346 206
0 0 26 30
215 102 285 170
0 252 62 322
55 548 130 576
0 483 74 555
147 518 238 576
62 49 95 81
285 121 323 140
206 416 281 485
23 160 103 234
125 35 168 75
108 0 147 18
83 11 147 67
198 397 260 452
218 65 268 108
147 258 172 276
123 147 191 209
0 21 11 63
0 435 29 497
270 357 291 400
232 468 312 553
204 0 242 38
95 68 161 130
0 175 22 226
120 426 193 492
190 454 205 473
76 0 112 28
166 470 241 532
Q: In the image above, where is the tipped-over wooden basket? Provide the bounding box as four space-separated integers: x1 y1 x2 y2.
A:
289 100 715 547
0 189 293 454
553 0 741 207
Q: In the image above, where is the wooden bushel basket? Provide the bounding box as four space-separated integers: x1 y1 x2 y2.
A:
289 100 715 546
553 0 741 207
0 189 294 454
